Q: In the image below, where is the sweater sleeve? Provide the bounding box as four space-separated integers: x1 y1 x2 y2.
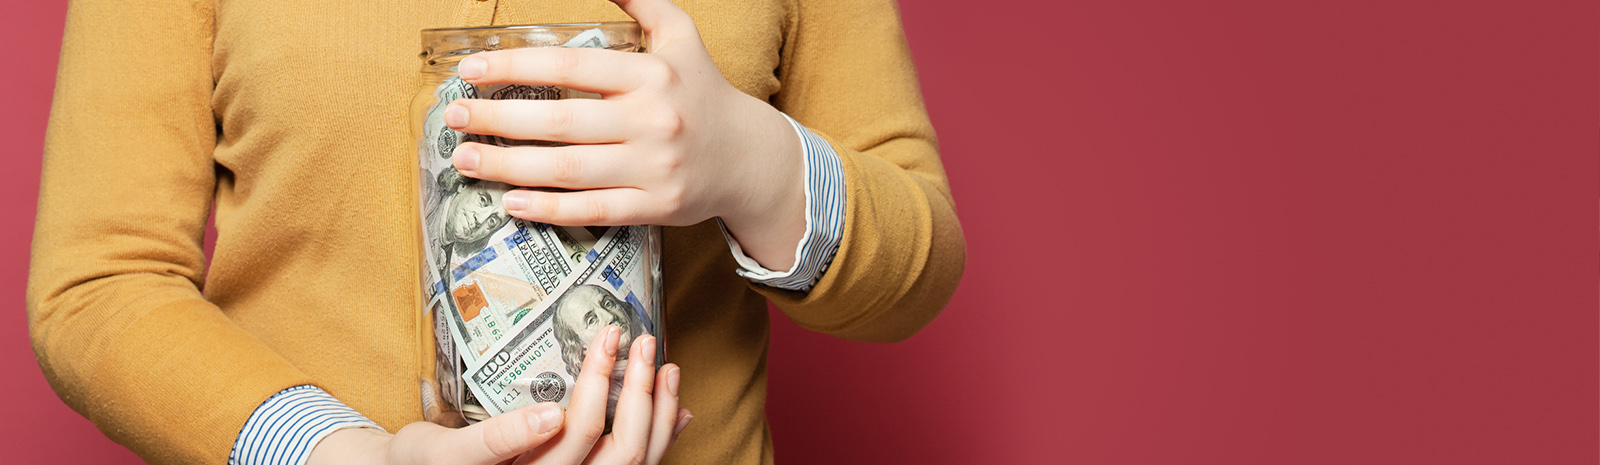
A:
27 1 317 464
761 0 966 342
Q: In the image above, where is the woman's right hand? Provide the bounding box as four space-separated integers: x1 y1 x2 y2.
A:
308 325 689 465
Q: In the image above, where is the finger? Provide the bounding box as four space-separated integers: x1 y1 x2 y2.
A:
454 143 640 190
609 0 700 47
669 410 692 451
457 47 664 95
504 188 679 227
645 364 681 464
578 437 617 465
525 325 622 464
434 402 565 465
444 98 634 144
672 410 692 439
594 335 659 463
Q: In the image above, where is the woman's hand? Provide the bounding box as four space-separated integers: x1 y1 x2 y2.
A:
512 328 689 465
307 326 690 465
444 0 808 270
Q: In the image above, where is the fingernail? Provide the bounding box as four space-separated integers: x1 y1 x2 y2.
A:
453 145 479 171
641 336 656 365
531 402 563 433
459 56 487 80
667 366 681 397
605 326 620 357
673 414 693 436
503 191 529 211
444 104 469 128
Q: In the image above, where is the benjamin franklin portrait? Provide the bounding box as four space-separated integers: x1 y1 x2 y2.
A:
434 167 514 269
550 284 647 377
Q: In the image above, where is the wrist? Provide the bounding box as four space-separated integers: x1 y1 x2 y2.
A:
307 427 392 465
719 98 807 271
721 193 806 269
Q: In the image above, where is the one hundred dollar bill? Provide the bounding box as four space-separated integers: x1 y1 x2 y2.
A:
463 225 660 418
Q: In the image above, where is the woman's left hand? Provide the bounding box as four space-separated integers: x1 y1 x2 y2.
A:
445 0 807 270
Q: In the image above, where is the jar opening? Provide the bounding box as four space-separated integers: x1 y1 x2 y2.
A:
420 21 636 35
419 22 643 70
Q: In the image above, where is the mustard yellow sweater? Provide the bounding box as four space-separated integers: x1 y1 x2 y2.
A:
28 0 964 463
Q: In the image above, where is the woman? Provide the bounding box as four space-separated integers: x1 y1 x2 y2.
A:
27 0 964 464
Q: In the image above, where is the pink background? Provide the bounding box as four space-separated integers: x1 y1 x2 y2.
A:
3 1 1595 463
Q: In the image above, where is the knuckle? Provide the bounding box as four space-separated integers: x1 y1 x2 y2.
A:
580 421 607 445
656 148 685 173
425 447 451 465
660 186 686 214
652 186 692 227
650 107 684 136
552 152 582 184
581 369 608 388
553 48 582 81
627 449 648 465
580 196 610 224
644 58 676 87
479 422 525 458
546 104 576 138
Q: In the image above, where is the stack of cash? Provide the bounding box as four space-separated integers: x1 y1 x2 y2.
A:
416 27 662 426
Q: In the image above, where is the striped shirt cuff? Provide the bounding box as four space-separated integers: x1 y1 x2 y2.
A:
721 113 846 291
230 385 384 465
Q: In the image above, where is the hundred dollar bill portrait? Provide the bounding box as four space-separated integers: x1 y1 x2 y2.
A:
435 167 514 263
549 283 647 419
552 284 647 374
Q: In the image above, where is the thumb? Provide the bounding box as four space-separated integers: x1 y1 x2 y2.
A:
444 402 565 464
608 0 699 49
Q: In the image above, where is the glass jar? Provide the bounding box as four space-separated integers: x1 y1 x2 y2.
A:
412 23 663 428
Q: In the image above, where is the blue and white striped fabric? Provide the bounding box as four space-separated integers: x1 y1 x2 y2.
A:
229 385 382 465
720 113 847 291
229 113 846 464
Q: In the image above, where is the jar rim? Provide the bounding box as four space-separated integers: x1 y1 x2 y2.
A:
421 21 639 35
418 21 643 67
